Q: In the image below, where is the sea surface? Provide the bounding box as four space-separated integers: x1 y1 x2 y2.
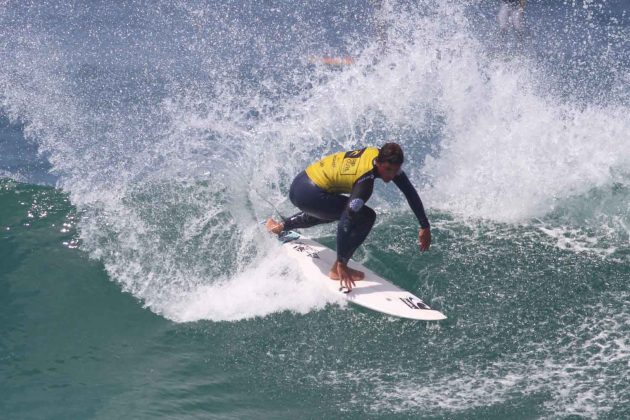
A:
1 1 629 418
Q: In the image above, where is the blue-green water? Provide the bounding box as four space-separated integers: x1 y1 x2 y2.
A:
1 1 629 418
1 180 628 418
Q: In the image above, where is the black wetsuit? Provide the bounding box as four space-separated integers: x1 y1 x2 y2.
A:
283 167 430 264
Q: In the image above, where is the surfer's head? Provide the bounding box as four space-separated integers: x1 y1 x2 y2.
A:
376 142 403 182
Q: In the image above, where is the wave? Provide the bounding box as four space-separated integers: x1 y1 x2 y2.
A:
0 0 628 321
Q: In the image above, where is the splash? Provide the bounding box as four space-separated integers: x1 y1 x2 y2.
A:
0 0 628 321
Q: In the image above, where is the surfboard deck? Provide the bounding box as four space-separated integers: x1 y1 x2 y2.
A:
280 231 446 321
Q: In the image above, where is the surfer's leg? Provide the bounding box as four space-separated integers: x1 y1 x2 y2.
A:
267 213 325 234
328 205 376 281
282 211 330 230
282 171 347 231
337 205 377 261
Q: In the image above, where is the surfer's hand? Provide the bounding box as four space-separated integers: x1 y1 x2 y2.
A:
337 262 356 291
419 228 431 252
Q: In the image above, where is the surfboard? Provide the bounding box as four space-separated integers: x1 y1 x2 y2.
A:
280 231 446 321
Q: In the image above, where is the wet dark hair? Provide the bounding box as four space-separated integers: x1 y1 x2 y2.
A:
377 142 404 165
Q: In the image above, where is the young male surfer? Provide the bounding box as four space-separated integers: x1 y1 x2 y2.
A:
266 143 431 291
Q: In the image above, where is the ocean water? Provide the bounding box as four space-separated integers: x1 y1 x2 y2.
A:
1 1 629 418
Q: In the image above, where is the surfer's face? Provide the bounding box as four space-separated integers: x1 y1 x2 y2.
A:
376 162 401 182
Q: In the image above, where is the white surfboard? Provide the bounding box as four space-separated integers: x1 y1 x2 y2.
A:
280 231 446 321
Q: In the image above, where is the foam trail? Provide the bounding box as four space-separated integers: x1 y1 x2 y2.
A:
169 248 342 322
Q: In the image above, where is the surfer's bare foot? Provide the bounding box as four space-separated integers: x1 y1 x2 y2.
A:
328 261 364 281
265 218 284 235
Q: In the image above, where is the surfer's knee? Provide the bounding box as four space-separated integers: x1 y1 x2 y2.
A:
358 206 376 228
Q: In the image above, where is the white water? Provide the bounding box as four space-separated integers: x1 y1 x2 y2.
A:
0 0 628 322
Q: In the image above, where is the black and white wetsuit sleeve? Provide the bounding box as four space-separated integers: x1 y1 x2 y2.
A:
336 171 375 264
393 171 430 229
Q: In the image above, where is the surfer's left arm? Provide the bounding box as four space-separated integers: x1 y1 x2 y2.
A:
393 171 432 251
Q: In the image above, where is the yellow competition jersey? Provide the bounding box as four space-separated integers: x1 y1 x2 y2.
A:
305 147 380 193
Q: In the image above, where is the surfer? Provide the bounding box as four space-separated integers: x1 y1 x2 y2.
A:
266 143 431 291
498 0 526 35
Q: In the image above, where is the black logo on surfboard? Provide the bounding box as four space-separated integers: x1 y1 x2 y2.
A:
292 242 320 259
399 296 430 310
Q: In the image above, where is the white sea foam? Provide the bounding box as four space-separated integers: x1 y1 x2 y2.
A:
311 294 629 418
0 1 627 322
537 225 619 259
166 248 341 322
423 96 630 223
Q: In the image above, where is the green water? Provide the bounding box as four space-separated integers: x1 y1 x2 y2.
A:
1 180 628 419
